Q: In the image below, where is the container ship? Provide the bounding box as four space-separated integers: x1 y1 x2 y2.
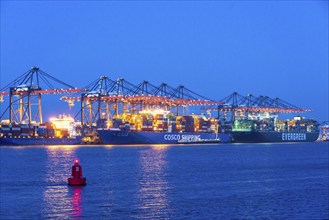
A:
231 116 319 143
0 115 82 146
97 110 232 145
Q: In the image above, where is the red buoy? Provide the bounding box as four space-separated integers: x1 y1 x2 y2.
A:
68 159 86 186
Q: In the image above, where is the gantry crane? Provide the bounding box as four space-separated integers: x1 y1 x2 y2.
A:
81 76 116 127
61 76 135 126
0 67 84 124
203 92 311 121
60 76 222 127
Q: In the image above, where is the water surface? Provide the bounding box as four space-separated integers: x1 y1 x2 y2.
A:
1 142 328 219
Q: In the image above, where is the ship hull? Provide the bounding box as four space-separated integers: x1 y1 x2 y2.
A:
0 137 82 146
232 131 319 143
97 129 232 144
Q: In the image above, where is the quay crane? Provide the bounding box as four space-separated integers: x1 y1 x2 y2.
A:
60 76 222 127
0 67 85 124
203 92 311 120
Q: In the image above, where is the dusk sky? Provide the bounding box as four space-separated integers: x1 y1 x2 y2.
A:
1 1 328 122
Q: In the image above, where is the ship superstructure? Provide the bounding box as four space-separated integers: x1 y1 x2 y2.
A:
0 114 81 145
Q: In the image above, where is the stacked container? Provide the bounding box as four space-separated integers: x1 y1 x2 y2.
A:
171 121 177 132
210 119 217 133
21 124 34 137
176 116 183 132
155 114 164 131
197 118 207 132
163 119 168 131
201 119 208 133
141 115 148 131
37 126 47 137
141 115 153 131
11 124 21 137
125 122 130 131
1 124 11 137
112 118 124 129
130 123 136 131
182 116 195 132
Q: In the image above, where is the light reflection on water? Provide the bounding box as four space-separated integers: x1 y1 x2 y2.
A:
44 146 76 184
1 143 328 219
71 187 83 218
42 146 81 219
134 146 173 219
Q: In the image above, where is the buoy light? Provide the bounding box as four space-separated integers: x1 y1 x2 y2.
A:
75 159 79 164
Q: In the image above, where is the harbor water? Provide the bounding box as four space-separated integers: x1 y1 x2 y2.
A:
1 142 328 219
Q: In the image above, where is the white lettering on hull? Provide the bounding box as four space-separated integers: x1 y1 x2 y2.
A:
282 133 306 141
164 134 201 141
164 134 181 141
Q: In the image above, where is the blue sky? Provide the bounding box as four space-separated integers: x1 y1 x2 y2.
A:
1 1 328 122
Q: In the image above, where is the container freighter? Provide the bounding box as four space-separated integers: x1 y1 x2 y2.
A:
0 136 81 146
0 115 82 146
96 110 232 145
231 116 319 143
214 92 321 143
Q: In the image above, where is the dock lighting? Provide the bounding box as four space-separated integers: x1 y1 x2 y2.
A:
140 109 170 116
50 115 75 129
